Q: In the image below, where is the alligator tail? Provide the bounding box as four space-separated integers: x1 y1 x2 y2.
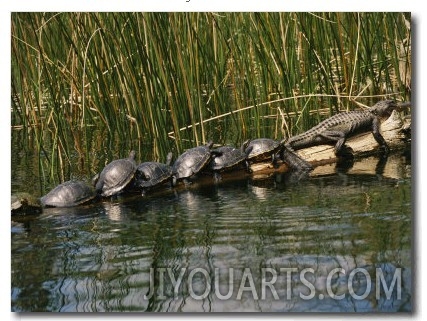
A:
281 147 313 172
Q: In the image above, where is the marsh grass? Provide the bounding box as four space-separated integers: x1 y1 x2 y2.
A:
11 12 411 186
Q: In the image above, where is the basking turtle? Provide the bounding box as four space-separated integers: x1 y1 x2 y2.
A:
134 152 173 194
172 141 217 185
243 138 312 171
242 138 283 164
11 192 42 216
94 151 137 197
209 145 251 180
41 180 96 208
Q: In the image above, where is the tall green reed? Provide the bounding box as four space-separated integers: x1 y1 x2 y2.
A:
11 12 411 186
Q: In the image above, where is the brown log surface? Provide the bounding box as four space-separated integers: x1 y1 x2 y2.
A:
250 110 411 176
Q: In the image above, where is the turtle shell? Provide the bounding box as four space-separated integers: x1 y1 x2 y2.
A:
95 151 137 197
243 138 282 162
135 162 172 188
172 142 213 180
40 180 96 207
11 192 42 215
209 146 247 172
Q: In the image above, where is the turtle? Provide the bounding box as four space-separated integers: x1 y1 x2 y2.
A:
172 141 218 185
11 192 42 216
242 138 283 165
134 152 173 194
94 150 137 197
209 145 252 180
40 180 96 208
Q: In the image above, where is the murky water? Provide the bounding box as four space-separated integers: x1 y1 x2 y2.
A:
11 152 412 312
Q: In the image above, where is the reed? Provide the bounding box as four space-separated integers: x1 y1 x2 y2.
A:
11 12 411 187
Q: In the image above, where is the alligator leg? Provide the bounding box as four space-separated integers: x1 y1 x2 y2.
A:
318 131 353 157
375 154 388 175
372 117 389 155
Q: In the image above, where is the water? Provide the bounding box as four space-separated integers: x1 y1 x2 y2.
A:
11 153 412 312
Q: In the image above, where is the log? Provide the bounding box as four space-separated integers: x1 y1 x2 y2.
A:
133 110 411 195
101 110 412 201
307 153 411 179
250 110 411 176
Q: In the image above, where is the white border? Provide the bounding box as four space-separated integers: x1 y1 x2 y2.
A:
3 1 423 321
4 0 421 12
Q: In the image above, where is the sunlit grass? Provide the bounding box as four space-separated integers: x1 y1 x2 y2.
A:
11 12 411 185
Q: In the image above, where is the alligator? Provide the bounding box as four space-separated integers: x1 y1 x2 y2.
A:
283 100 411 157
280 146 314 171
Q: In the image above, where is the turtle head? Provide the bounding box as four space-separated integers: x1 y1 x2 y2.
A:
135 168 149 182
242 139 251 150
165 152 173 166
241 139 256 157
243 145 253 157
91 173 100 186
141 173 151 181
368 100 398 118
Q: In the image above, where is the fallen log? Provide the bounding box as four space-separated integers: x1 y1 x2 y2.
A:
250 109 412 176
307 153 411 179
96 110 412 200
13 108 411 218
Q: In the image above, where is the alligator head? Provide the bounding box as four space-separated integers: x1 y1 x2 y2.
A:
368 100 398 118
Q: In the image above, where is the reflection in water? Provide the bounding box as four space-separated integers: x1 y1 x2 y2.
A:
248 181 272 201
11 153 412 312
102 202 127 222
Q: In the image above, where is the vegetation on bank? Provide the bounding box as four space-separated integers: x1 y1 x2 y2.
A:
11 12 411 185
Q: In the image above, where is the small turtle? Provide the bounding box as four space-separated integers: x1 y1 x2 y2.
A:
242 138 283 164
40 180 96 208
94 151 137 197
134 152 173 194
11 192 42 216
172 141 218 185
209 145 251 180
